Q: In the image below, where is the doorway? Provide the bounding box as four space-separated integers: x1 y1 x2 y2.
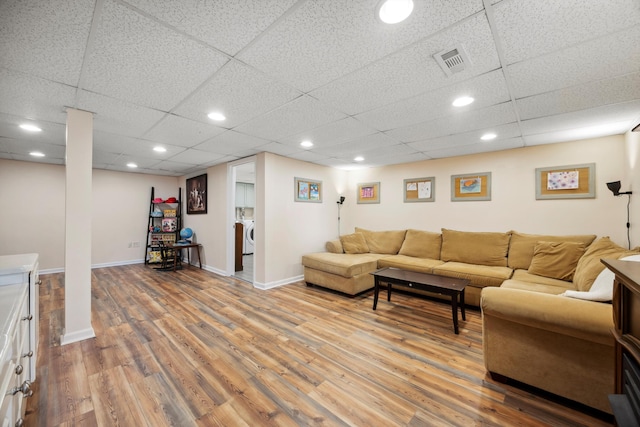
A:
230 160 255 283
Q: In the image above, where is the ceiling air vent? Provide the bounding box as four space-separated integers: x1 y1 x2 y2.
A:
434 45 471 77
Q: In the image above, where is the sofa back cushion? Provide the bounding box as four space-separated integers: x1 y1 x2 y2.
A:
527 241 586 281
339 232 370 254
326 239 344 253
440 229 510 267
574 237 639 291
507 231 596 270
355 228 407 254
398 229 442 259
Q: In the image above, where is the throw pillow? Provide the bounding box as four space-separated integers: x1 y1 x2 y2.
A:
527 241 586 281
507 231 596 270
562 254 640 301
398 229 442 259
354 228 406 254
573 237 639 291
340 233 369 254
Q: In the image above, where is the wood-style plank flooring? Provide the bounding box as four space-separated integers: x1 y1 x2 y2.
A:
24 264 613 426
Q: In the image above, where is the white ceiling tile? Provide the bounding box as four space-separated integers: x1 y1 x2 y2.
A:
517 72 640 120
238 0 484 92
508 26 640 98
355 70 511 131
167 149 227 165
287 150 332 163
0 136 66 159
234 96 347 141
7 152 65 165
314 132 402 157
143 114 226 147
259 142 304 157
194 130 270 155
93 150 122 165
81 0 229 111
173 60 300 128
0 70 77 125
124 0 299 56
520 100 640 137
77 90 167 138
0 114 66 146
280 117 377 148
493 0 640 65
310 12 500 115
364 152 431 167
425 137 524 159
152 159 199 174
0 0 94 85
385 101 518 143
408 122 522 152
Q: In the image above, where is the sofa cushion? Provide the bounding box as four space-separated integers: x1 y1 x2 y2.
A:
501 279 573 295
507 231 596 270
574 237 639 291
432 262 513 288
511 269 576 288
440 229 510 267
527 241 586 281
398 229 441 259
340 233 369 254
301 252 386 278
377 255 445 274
326 239 344 254
355 228 407 254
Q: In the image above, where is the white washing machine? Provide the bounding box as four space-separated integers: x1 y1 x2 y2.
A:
243 220 254 255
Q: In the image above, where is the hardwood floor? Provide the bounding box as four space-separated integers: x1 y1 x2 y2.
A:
24 264 613 426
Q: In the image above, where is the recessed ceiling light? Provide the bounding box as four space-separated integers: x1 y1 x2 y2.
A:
377 0 414 24
126 162 138 168
354 156 364 162
207 112 226 121
153 146 167 152
29 151 45 157
452 96 474 107
300 140 313 148
481 133 497 141
20 124 42 132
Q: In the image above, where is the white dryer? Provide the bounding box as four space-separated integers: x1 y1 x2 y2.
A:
243 220 254 255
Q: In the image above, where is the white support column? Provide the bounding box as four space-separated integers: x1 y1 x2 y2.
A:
61 108 96 345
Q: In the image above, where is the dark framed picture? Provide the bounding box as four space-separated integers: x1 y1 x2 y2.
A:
187 174 207 214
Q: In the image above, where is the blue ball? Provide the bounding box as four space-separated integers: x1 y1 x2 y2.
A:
180 228 193 239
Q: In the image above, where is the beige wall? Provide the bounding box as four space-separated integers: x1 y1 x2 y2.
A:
0 133 633 280
344 135 629 246
626 130 640 248
0 159 178 270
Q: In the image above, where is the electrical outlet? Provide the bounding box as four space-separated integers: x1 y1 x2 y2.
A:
128 242 132 248
132 241 140 248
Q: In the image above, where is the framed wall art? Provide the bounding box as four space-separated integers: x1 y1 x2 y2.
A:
186 174 207 214
404 177 435 202
357 182 380 204
294 177 322 202
535 163 595 200
451 172 491 201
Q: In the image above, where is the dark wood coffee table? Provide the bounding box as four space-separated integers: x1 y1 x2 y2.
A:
371 267 469 334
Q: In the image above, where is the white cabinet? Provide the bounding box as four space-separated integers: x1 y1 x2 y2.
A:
0 254 39 427
235 182 255 208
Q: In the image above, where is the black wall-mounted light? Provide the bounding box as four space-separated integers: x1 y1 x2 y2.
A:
337 196 345 236
337 196 345 205
606 180 632 196
606 181 633 249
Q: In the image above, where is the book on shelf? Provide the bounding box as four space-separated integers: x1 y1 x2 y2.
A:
162 218 177 232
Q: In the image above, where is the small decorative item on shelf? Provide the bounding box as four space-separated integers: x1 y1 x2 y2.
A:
163 209 176 217
151 209 163 217
152 197 163 204
148 251 162 263
162 217 177 232
164 197 178 203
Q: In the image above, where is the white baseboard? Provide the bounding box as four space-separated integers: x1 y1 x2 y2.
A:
253 275 303 290
60 327 96 345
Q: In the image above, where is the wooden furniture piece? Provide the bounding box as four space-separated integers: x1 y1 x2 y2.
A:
235 222 244 272
146 187 182 265
371 267 469 334
602 259 640 425
0 253 39 427
168 243 202 271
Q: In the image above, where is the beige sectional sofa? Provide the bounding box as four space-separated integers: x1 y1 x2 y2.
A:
301 227 639 413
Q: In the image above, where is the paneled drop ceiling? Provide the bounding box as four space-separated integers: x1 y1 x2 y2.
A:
1 0 639 176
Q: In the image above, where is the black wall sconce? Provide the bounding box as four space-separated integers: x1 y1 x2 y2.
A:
337 196 345 236
606 181 632 196
337 196 345 205
606 181 633 249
